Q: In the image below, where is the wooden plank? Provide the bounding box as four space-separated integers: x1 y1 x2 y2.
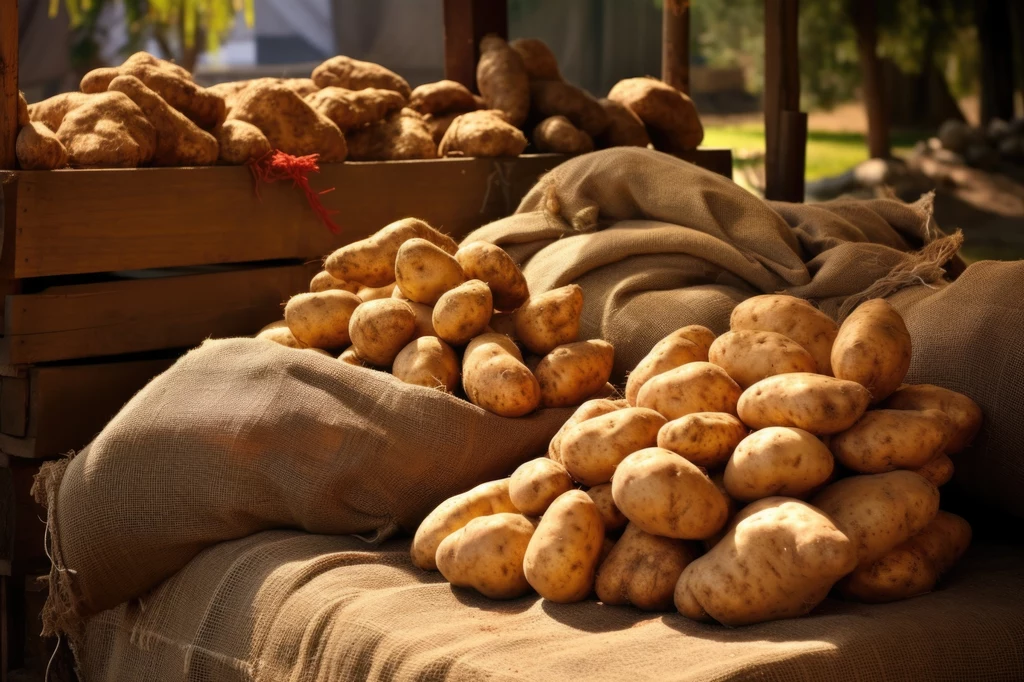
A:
763 0 802 201
779 111 807 202
0 378 27 438
1 262 318 364
0 0 17 170
9 155 561 279
661 0 691 94
676 148 732 180
3 461 46 578
443 0 508 91
0 177 22 329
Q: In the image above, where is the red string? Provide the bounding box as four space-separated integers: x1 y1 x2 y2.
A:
247 150 340 233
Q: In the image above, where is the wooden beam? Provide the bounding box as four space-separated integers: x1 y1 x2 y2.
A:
0 377 27 438
443 0 508 91
0 0 16 170
661 0 691 94
764 0 803 202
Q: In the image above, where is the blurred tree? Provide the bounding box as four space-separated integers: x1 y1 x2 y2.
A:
57 0 254 74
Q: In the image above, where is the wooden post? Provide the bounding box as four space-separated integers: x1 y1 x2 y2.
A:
661 0 690 94
443 0 509 92
764 0 804 202
1 0 18 170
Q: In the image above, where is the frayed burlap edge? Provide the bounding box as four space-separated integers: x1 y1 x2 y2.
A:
29 455 85 640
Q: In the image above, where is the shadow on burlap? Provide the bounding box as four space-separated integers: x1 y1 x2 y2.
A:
33 148 1024 681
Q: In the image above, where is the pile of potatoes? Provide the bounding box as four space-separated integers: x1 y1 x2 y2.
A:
256 217 615 416
412 294 981 626
17 37 702 170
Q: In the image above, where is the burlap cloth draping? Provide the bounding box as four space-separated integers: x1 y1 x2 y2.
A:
34 148 1024 681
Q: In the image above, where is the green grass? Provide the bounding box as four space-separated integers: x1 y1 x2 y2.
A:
702 123 926 181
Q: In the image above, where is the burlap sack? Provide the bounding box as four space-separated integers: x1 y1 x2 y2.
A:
76 531 1024 681
34 338 573 633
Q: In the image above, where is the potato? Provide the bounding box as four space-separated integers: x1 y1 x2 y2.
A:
737 373 870 434
284 290 361 350
636 362 742 421
346 108 437 161
312 55 411 98
532 115 594 154
547 398 622 463
436 513 537 599
585 483 627 532
357 283 396 302
523 490 604 602
513 285 584 355
912 453 955 487
348 299 417 366
561 408 665 486
611 447 729 539
599 537 616 565
408 302 437 338
730 294 839 375
305 86 405 131
16 121 68 170
439 110 528 157
509 458 574 516
395 238 466 305
657 412 747 469
884 384 983 454
476 35 530 128
462 333 541 417
596 523 696 611
228 83 347 162
708 330 816 389
411 478 518 570
488 311 518 339
309 270 359 294
831 299 912 402
840 511 971 603
338 347 368 367
674 497 857 626
624 325 715 405
432 280 493 345
811 470 940 567
529 80 609 138
257 324 305 349
596 98 651 148
408 80 477 116
454 242 530 311
606 77 702 152
57 91 156 168
535 340 615 409
215 119 271 164
325 218 458 288
510 38 561 81
830 409 951 474
723 427 834 502
392 336 459 392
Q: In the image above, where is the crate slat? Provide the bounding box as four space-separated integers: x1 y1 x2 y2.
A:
1 262 319 364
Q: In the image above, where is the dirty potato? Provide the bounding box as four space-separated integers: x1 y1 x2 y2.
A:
636 362 742 420
596 523 697 611
723 427 834 502
312 55 411 98
338 347 368 366
708 330 817 389
395 238 466 305
392 336 460 392
657 412 747 470
830 409 952 474
436 513 537 599
509 458 574 516
674 497 857 626
16 121 68 170
912 454 955 487
257 322 305 349
411 478 518 570
357 283 397 302
523 490 605 603
305 86 406 131
811 470 940 567
612 447 730 540
607 77 703 152
530 80 609 138
476 35 530 127
884 384 983 454
547 398 622 463
560 407 666 486
348 298 418 366
535 340 615 408
284 290 361 349
326 218 458 288
513 285 584 355
432 279 493 345
533 115 594 154
309 270 359 294
439 110 528 157
624 325 716 405
831 299 912 402
839 511 971 603
596 98 651 148
454 241 530 311
730 294 839 375
214 119 271 164
462 333 541 417
586 483 628 532
408 80 478 116
737 373 871 434
510 38 561 81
